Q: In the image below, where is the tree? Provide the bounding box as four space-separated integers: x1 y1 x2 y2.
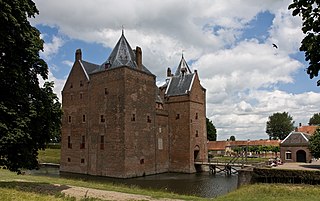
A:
266 112 295 140
309 128 320 158
229 135 236 141
0 0 62 172
288 0 320 86
309 113 320 125
206 118 217 141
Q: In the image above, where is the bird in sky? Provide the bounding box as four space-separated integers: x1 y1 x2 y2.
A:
272 43 278 49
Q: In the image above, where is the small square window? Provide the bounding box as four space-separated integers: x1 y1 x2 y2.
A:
131 114 135 121
140 159 144 164
67 158 71 162
176 114 180 120
100 115 105 123
104 88 109 95
70 83 73 88
81 158 85 163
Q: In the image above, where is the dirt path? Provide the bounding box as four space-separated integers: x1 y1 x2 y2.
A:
61 185 185 201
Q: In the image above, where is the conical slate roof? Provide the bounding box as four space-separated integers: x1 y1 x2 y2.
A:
99 31 153 75
174 55 192 76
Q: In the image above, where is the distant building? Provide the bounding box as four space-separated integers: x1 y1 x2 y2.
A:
297 125 319 135
60 32 207 178
280 132 312 163
208 139 280 156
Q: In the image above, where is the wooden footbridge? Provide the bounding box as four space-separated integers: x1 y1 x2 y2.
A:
195 154 252 175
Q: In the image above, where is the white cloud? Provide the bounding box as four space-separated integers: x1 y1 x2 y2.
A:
31 0 320 140
40 35 64 60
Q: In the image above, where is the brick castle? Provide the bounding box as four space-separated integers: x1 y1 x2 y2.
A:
60 32 207 178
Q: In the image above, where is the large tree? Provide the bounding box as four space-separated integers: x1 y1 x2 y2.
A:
0 0 62 172
309 128 320 158
288 0 320 86
266 112 295 140
309 113 320 125
206 118 217 141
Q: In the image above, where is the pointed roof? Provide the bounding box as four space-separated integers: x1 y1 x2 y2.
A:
98 32 153 75
165 55 195 97
281 132 311 146
174 54 192 76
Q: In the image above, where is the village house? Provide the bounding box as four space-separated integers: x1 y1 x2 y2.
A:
280 132 312 163
60 31 208 178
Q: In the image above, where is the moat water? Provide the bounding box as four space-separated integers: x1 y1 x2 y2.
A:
29 167 238 198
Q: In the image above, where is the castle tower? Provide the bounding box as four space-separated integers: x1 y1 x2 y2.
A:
61 32 159 178
164 55 207 173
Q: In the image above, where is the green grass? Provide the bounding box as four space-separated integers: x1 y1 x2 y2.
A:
215 183 320 201
38 148 60 164
0 169 204 201
1 168 320 201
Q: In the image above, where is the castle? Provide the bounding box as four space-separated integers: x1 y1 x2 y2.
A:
60 32 207 178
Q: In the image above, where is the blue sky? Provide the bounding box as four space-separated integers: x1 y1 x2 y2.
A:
32 0 320 140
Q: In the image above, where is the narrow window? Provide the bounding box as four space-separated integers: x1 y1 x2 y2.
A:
67 158 71 162
81 158 85 163
70 83 73 88
285 151 292 160
100 136 104 150
176 114 180 120
80 135 85 149
82 115 86 123
158 138 163 150
131 114 135 121
196 130 199 137
68 116 72 123
195 113 198 120
100 115 105 123
68 136 72 149
80 93 83 99
80 80 83 87
104 88 108 95
147 115 151 123
140 159 144 164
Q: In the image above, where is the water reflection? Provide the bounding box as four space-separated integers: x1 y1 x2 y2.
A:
28 167 238 198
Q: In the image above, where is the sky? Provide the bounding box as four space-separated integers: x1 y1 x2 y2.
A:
31 0 320 141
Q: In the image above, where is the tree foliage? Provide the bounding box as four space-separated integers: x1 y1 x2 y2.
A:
309 113 320 125
289 0 320 86
266 112 295 140
229 135 236 141
0 0 62 172
309 128 320 158
206 118 217 141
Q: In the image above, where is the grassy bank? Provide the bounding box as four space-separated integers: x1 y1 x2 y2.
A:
38 148 60 164
215 183 320 201
1 168 320 201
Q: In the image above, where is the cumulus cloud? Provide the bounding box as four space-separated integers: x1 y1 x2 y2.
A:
40 35 64 60
31 0 319 140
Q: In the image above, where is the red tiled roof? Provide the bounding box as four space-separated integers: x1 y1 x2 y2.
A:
208 139 280 151
297 125 319 135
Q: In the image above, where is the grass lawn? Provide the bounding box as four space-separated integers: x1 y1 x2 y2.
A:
38 148 60 164
215 183 320 201
1 168 320 201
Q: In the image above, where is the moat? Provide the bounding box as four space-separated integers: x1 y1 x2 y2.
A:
30 167 238 198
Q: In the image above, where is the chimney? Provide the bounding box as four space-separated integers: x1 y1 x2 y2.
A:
167 67 172 77
135 46 142 70
75 49 82 61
